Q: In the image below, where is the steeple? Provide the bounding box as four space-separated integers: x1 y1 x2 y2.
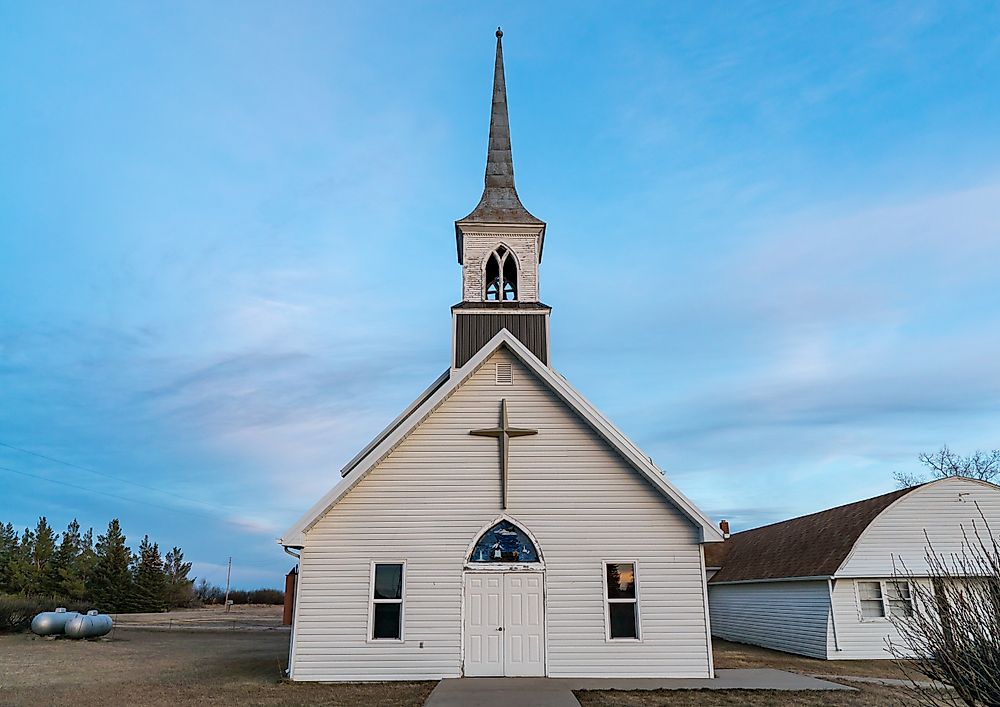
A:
452 29 550 370
457 28 545 234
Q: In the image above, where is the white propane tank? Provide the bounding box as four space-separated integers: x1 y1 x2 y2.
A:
30 608 80 636
64 610 113 638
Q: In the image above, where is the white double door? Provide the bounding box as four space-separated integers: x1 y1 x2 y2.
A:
464 572 545 677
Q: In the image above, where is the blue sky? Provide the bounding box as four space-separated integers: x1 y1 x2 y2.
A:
2 2 999 588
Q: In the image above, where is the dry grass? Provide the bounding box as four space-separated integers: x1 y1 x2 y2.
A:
0 627 434 706
0 627 920 706
114 603 285 630
575 684 904 706
712 638 916 679
574 639 917 706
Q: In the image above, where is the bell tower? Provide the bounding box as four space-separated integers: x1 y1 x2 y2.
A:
453 28 550 369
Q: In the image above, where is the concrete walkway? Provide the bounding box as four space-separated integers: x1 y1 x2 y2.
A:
425 669 852 706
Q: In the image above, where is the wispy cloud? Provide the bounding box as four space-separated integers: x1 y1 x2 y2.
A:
3 1 999 578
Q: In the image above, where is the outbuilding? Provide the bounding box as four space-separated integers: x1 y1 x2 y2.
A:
706 477 1000 659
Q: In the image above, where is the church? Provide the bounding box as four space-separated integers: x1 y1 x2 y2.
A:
279 29 724 681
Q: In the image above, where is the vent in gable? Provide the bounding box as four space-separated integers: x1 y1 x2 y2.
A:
495 362 513 385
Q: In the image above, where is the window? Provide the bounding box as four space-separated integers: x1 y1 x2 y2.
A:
857 579 913 620
370 563 404 640
469 520 539 563
604 562 640 640
484 246 518 301
858 581 885 619
502 254 517 300
886 581 913 617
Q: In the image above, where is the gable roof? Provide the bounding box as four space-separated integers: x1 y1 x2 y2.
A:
707 485 919 583
279 329 724 548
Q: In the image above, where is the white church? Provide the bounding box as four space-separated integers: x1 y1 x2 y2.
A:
279 29 724 681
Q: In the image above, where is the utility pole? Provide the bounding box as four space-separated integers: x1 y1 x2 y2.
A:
224 556 232 613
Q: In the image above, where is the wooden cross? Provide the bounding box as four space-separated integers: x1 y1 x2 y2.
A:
470 398 538 509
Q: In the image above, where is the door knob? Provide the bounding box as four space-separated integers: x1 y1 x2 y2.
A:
497 627 504 631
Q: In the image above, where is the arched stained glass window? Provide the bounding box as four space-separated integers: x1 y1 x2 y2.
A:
469 520 540 563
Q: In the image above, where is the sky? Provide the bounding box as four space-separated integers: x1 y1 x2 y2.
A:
2 2 1000 588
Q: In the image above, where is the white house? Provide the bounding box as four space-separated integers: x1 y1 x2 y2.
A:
278 30 725 681
706 477 1000 660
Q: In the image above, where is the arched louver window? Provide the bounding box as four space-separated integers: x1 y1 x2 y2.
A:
484 246 517 301
469 520 539 563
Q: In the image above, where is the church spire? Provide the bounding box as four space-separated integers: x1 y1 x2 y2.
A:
451 28 550 370
458 28 543 227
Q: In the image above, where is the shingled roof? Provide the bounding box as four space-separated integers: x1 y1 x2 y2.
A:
707 485 919 583
456 29 544 228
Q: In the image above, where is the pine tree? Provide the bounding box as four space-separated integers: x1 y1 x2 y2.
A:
76 527 98 601
52 519 86 599
92 519 134 612
163 546 194 608
31 517 58 595
7 527 35 594
132 535 168 612
0 522 18 593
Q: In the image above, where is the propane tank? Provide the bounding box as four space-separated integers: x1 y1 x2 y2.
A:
31 608 80 636
64 610 113 638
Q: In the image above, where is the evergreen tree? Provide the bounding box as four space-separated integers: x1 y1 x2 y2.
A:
163 546 194 608
30 517 58 595
0 522 18 593
132 535 168 612
52 519 86 599
76 527 98 600
7 527 35 594
92 519 134 612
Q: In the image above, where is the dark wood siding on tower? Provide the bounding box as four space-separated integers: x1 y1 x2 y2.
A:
454 312 548 368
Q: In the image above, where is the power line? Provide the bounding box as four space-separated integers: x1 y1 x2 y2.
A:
0 440 222 512
0 463 217 519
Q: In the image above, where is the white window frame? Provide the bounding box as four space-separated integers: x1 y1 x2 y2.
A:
463 515 546 571
368 560 406 643
854 579 913 622
602 560 641 642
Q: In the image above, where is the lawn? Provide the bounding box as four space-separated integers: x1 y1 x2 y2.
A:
575 639 918 706
113 602 286 630
575 685 905 706
0 625 925 706
712 638 914 679
0 627 434 706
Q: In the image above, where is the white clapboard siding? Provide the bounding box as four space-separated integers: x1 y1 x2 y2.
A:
827 578 934 659
839 477 1000 578
708 581 831 659
291 348 712 680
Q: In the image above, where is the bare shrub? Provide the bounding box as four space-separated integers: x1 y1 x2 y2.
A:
0 594 91 633
888 507 1000 706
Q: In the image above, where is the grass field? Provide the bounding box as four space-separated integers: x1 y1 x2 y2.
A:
0 615 921 706
0 627 434 706
113 603 287 630
575 684 906 706
712 638 912 679
576 639 916 706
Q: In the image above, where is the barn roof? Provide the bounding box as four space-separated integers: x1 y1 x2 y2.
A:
707 485 919 583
